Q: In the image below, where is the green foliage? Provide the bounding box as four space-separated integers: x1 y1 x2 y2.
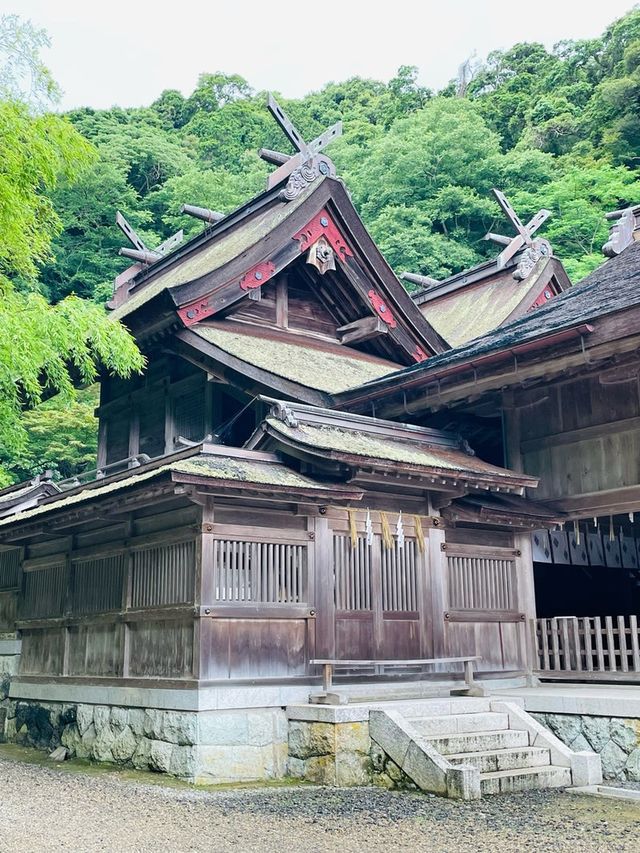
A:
0 16 144 485
0 100 95 280
4 387 98 482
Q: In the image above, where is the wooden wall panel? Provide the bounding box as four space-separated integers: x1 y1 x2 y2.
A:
19 628 64 675
227 619 308 678
128 619 194 678
335 614 375 660
68 624 124 676
380 618 420 659
0 592 17 633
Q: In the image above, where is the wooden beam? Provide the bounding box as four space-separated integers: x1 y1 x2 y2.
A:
337 316 387 345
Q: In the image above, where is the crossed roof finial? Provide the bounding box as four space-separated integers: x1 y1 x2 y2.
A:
259 94 342 201
485 189 551 270
116 212 183 266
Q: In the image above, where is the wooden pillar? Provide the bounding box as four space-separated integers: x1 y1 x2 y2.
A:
313 514 335 662
194 499 215 681
515 531 538 676
428 514 448 659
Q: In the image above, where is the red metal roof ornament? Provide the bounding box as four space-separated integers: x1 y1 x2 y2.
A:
239 261 276 291
293 209 353 262
178 260 276 326
367 290 397 328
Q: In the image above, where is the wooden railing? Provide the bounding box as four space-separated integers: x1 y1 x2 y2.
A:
533 615 640 680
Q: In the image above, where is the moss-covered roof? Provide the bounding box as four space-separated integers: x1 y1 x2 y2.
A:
192 325 398 393
421 259 550 347
266 418 519 479
110 182 321 322
171 455 330 489
0 451 347 529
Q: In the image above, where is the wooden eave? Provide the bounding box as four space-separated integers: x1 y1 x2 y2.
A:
332 322 604 418
254 421 537 495
0 444 363 543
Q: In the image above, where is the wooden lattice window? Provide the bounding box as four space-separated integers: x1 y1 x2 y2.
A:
382 540 419 612
71 554 126 614
131 541 195 608
213 540 307 604
0 549 20 590
447 553 516 611
21 565 66 619
333 535 372 611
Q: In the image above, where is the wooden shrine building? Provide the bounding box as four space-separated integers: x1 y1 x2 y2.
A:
0 97 634 786
338 204 640 682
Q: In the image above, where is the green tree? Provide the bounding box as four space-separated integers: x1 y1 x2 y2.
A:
0 17 144 484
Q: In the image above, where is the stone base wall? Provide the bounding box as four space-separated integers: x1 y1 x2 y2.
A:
533 713 640 781
1 698 287 783
287 719 372 786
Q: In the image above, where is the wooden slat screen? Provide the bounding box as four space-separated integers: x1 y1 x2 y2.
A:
174 387 205 443
71 554 126 614
131 540 195 608
21 565 66 618
382 541 418 612
139 391 165 459
447 555 516 611
333 535 372 611
105 417 129 465
213 540 307 603
0 549 20 590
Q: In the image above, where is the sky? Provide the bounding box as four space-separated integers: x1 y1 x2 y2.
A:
9 0 639 111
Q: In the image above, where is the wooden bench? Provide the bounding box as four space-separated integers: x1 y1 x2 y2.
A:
309 656 483 703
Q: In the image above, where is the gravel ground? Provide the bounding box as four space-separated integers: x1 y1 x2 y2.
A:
0 747 639 853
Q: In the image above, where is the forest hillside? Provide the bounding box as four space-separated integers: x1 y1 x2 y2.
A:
2 8 640 483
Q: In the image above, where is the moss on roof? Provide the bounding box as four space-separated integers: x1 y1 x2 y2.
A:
422 259 549 347
267 418 517 478
110 182 321 322
171 455 328 489
193 325 397 393
0 452 339 529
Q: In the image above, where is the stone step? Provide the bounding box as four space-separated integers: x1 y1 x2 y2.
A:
480 764 571 795
426 728 530 755
368 697 492 718
409 711 509 736
447 746 551 774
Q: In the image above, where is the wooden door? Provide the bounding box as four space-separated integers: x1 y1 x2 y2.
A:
332 531 427 661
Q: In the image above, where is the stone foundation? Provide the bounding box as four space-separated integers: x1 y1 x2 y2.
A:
287 717 372 786
533 713 640 781
1 698 287 783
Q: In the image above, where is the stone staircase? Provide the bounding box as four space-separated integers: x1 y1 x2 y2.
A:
369 697 602 799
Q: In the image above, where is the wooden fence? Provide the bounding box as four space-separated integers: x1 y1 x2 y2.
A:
533 615 640 680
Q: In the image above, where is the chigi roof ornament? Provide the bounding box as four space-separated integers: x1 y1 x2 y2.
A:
116 211 183 266
484 189 552 280
260 94 342 201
